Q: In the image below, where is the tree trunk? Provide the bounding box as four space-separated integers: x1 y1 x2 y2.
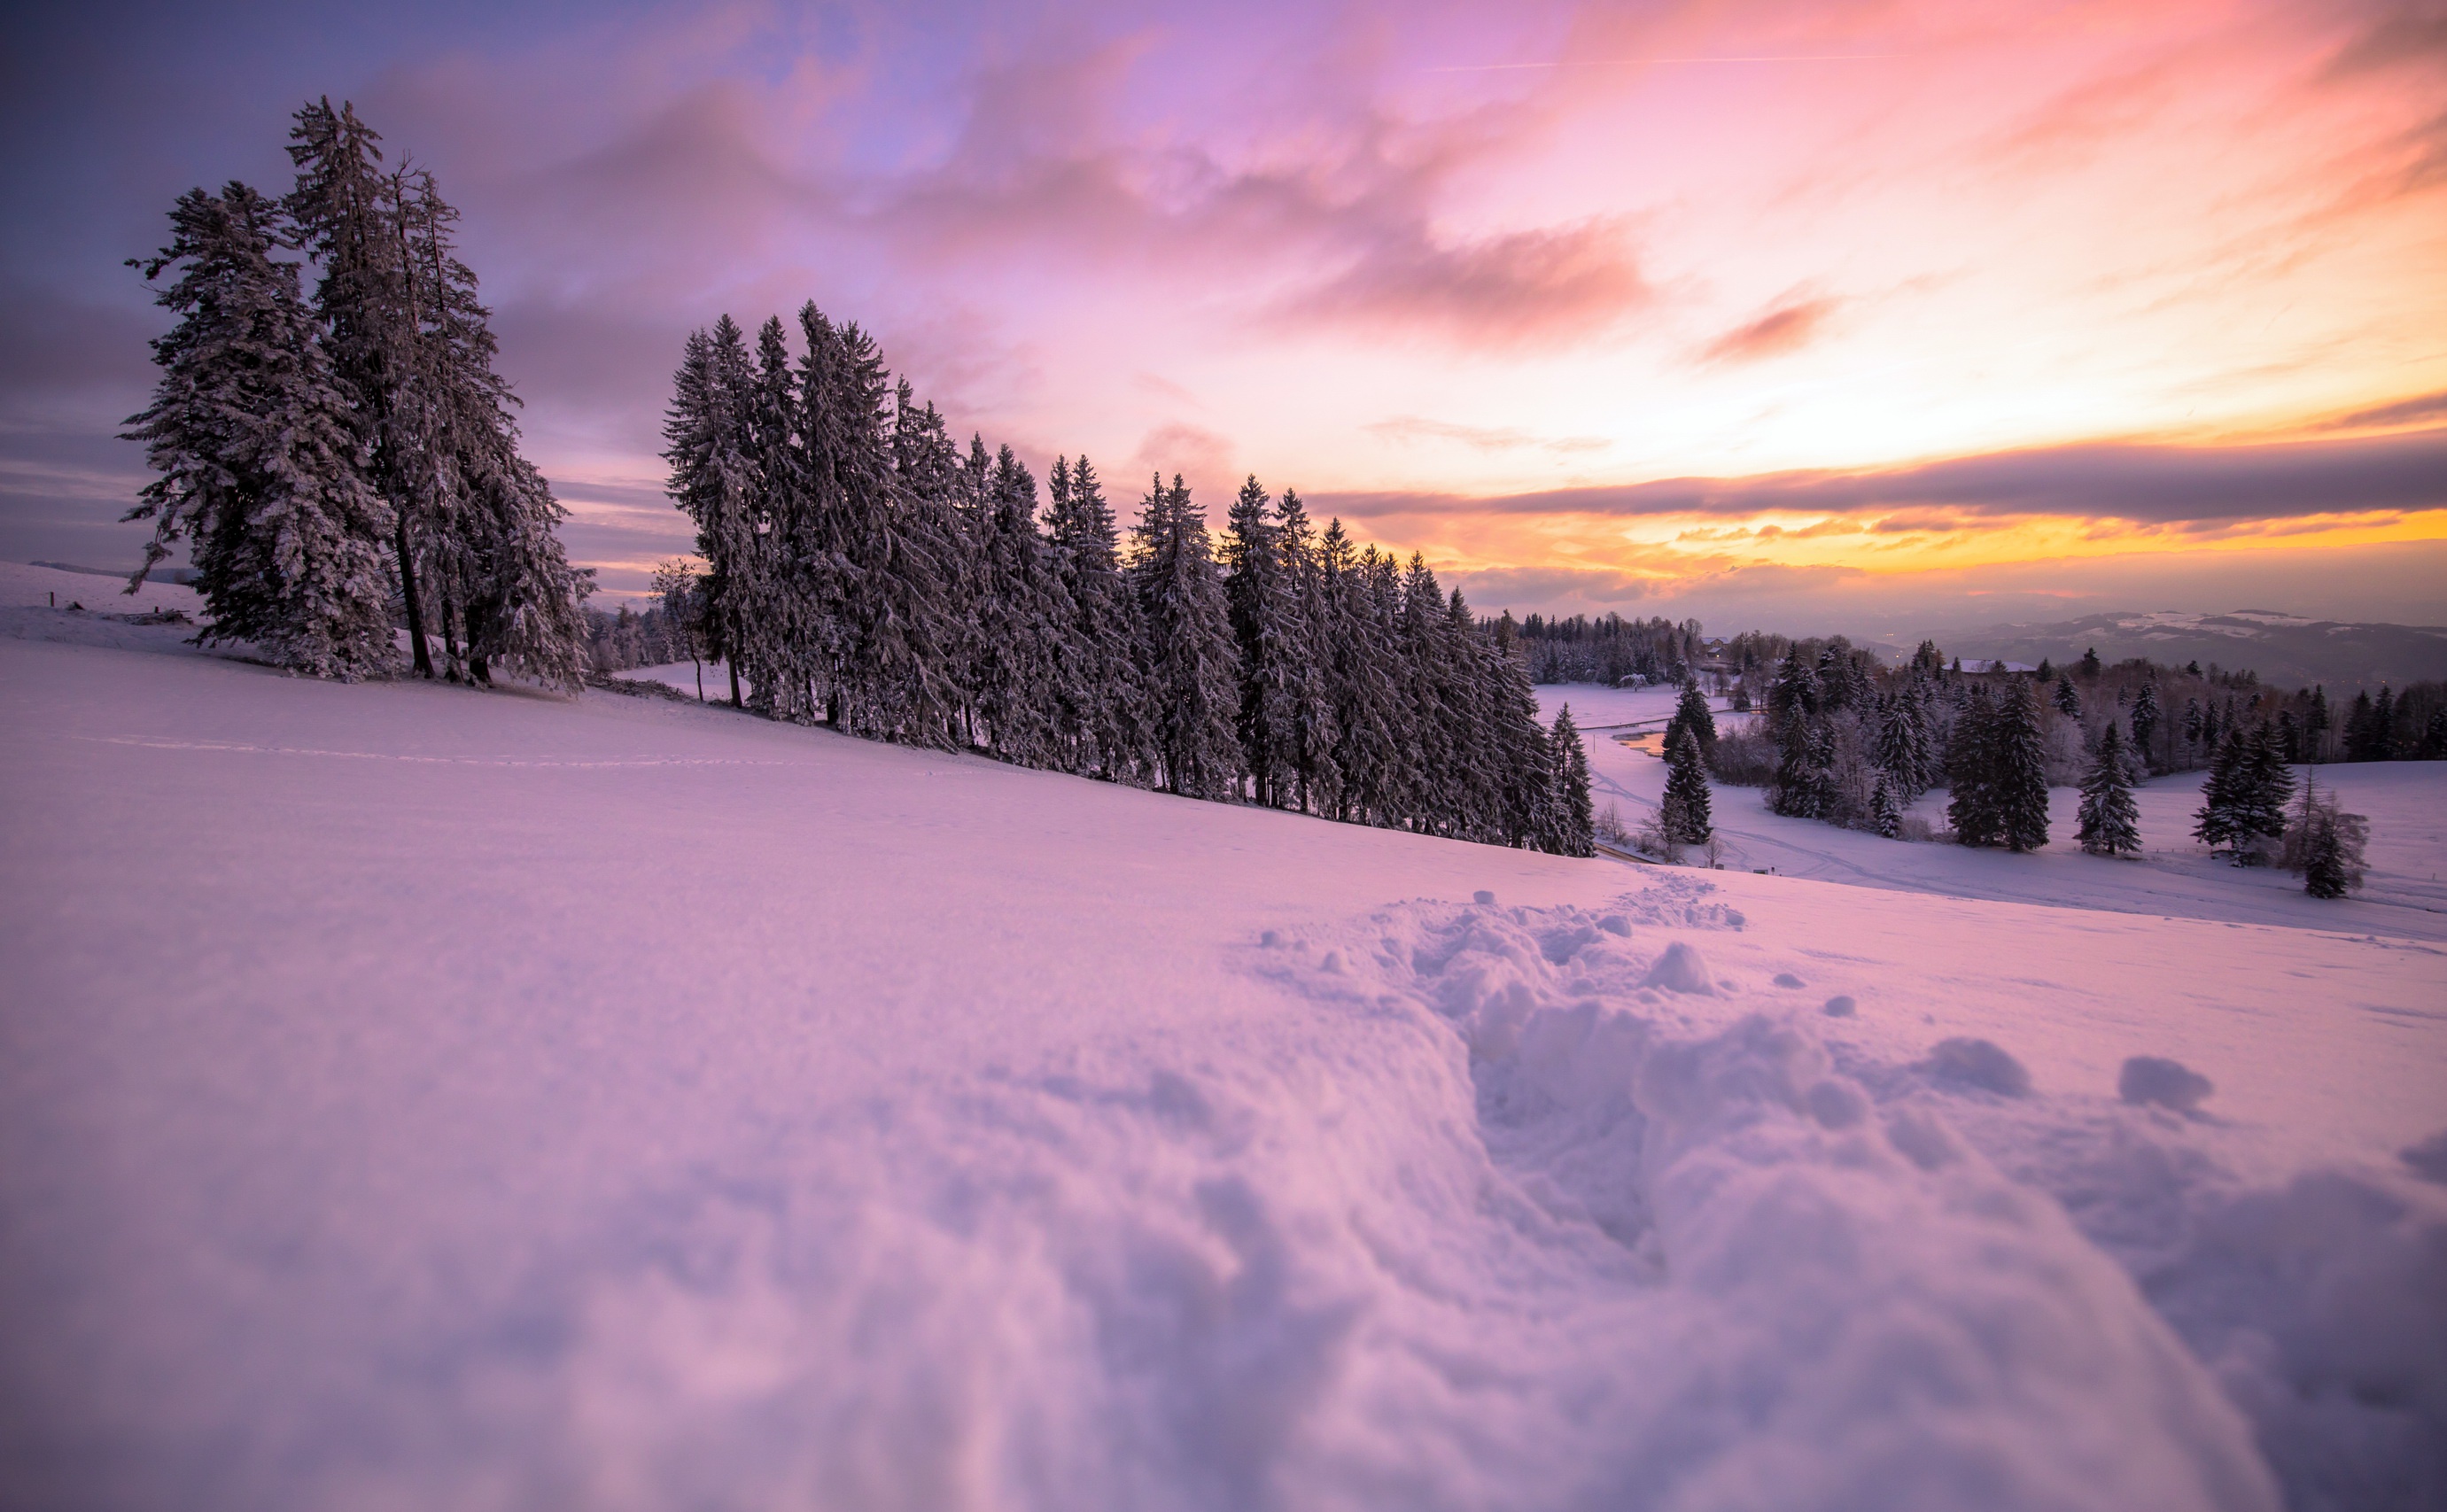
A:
395 516 433 678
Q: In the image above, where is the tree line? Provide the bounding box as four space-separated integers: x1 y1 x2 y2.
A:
121 100 588 686
659 306 1595 856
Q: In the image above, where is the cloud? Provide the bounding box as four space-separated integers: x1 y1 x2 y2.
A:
1129 421 1236 493
1365 415 1611 454
1314 427 2447 529
1698 294 1840 364
1279 216 1651 348
2317 389 2447 430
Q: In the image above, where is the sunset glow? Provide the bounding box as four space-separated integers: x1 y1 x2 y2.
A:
4 0 2444 629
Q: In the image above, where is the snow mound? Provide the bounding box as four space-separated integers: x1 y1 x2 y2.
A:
1924 1037 2034 1097
1252 899 2280 1511
2120 1056 2215 1113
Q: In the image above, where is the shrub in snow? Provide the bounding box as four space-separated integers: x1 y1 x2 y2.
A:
2280 772 2369 899
1925 1036 2031 1097
2119 1056 2214 1113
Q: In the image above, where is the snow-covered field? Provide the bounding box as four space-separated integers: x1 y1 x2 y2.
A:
4 608 2443 1511
1550 681 2447 942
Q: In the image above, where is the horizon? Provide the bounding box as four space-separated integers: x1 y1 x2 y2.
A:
4 0 2444 639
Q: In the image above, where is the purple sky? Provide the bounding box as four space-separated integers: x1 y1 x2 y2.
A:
4 0 2443 637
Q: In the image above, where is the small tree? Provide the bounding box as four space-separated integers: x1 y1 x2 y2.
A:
1946 686 2001 846
651 558 709 701
2054 674 2081 718
2077 722 2141 857
1547 704 1596 858
1667 676 1717 764
1870 770 1902 839
1661 721 1713 844
2281 771 2367 898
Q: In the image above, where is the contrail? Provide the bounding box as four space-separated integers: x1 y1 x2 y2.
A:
1428 55 1899 72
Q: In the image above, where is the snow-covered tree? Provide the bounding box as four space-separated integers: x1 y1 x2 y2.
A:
1667 676 1717 765
1222 475 1302 806
1661 721 1713 845
1995 679 2051 852
2076 722 2140 857
1546 704 1595 857
2130 680 2162 770
1130 475 1243 799
122 182 396 678
1870 771 1903 839
1946 686 2002 847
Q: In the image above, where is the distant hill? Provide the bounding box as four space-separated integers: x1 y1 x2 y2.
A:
1938 609 2447 689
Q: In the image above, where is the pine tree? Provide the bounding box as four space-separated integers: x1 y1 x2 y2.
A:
1222 475 1301 805
2053 674 2081 718
1045 454 1150 782
284 97 431 675
1661 721 1713 845
2130 680 2161 771
1129 475 1242 799
1878 689 1928 795
1870 771 1903 839
2192 727 2249 856
2304 685 2329 763
2226 721 2296 863
970 445 1074 765
2079 646 2101 679
1666 676 1717 765
1546 704 1595 857
1995 678 2051 852
1946 686 2002 847
122 182 396 678
2077 722 2140 857
1275 489 1340 815
1770 715 1832 818
395 169 587 690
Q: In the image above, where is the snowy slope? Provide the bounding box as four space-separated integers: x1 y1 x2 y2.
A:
4 629 2443 1511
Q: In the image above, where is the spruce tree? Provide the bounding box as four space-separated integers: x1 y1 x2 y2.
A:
1661 721 1713 845
1667 676 1717 764
2130 680 2161 771
1946 686 2002 846
2227 721 2296 862
122 182 396 678
2079 647 2101 679
1870 771 1903 839
1995 678 2051 851
1276 489 1340 814
2054 674 2081 718
1547 704 1595 857
395 169 588 690
1222 475 1301 805
1129 475 1243 799
2193 727 2249 856
284 98 431 675
1045 454 1151 782
1878 689 1927 795
2077 722 2141 857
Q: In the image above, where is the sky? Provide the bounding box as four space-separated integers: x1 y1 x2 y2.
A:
3 0 2443 639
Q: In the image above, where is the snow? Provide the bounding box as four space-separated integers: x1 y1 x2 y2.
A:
4 633 2443 1510
1550 682 2447 942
